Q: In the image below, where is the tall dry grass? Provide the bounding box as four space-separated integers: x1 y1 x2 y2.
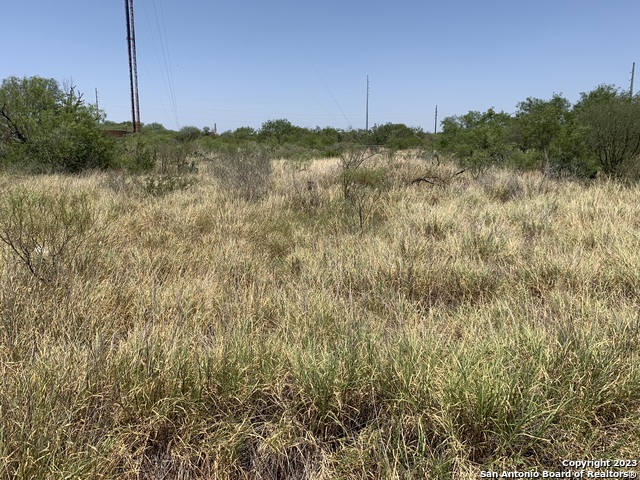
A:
0 155 639 479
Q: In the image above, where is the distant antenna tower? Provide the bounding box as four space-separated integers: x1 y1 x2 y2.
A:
125 0 141 132
631 62 636 97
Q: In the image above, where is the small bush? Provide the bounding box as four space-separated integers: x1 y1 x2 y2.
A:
340 160 389 229
136 174 197 198
0 188 97 282
210 144 272 201
154 140 199 175
115 137 156 173
336 145 391 229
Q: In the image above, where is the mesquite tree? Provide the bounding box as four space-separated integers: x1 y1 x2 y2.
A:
0 76 115 172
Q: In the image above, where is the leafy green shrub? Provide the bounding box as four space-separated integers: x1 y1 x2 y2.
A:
115 136 156 173
210 144 272 201
269 142 317 162
503 149 542 171
576 88 640 177
176 125 202 143
439 108 514 170
368 122 425 150
0 76 116 173
157 143 199 174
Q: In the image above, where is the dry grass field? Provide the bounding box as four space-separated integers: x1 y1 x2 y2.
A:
0 153 639 479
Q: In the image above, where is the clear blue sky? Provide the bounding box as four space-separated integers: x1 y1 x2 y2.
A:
2 0 638 132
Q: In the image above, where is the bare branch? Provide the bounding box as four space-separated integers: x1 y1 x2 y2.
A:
0 103 28 143
410 169 465 187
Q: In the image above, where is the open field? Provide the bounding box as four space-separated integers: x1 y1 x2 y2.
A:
0 155 639 479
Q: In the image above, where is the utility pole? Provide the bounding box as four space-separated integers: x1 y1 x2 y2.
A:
434 105 438 134
125 0 141 133
631 62 636 98
95 88 100 121
365 75 369 132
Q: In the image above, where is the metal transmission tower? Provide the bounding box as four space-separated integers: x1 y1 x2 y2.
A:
125 0 141 132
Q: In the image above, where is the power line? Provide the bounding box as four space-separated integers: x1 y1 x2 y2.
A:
140 0 179 128
309 63 352 128
156 0 179 127
139 1 175 127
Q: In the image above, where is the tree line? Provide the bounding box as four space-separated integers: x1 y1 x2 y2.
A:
2 75 640 179
439 85 640 178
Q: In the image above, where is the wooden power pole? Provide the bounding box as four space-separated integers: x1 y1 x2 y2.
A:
434 105 438 134
125 0 141 132
365 75 369 132
95 88 100 121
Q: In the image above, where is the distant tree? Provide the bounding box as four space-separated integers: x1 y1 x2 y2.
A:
102 120 131 130
368 123 424 149
296 126 340 151
315 126 340 144
573 84 620 112
259 119 305 144
513 94 588 173
0 76 62 144
337 128 365 145
575 86 640 176
513 94 572 153
231 127 257 141
0 76 115 172
143 122 168 133
176 125 202 143
439 108 513 169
